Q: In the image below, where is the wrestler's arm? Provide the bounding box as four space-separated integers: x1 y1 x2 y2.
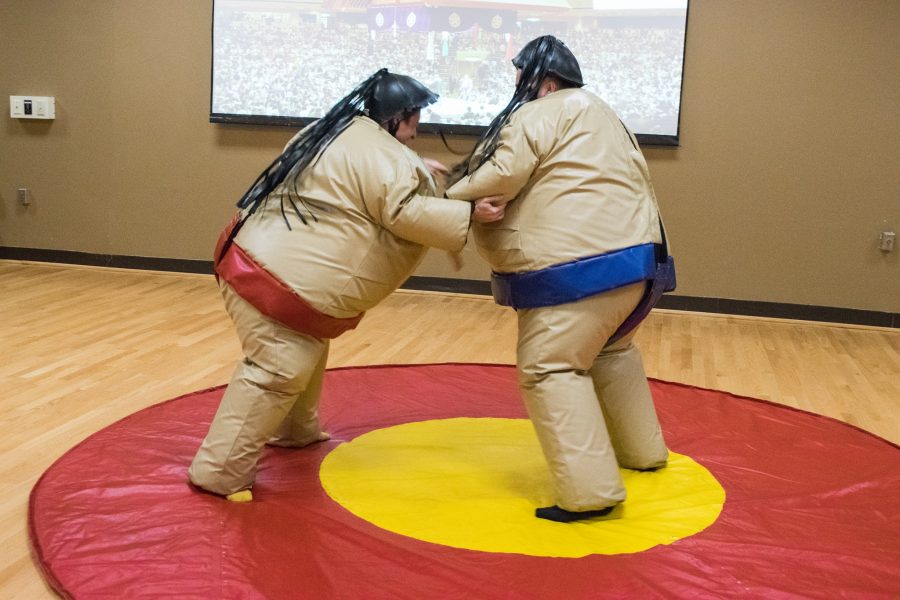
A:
445 113 540 203
363 157 472 252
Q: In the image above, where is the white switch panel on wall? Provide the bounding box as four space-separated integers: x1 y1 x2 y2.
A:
10 96 56 119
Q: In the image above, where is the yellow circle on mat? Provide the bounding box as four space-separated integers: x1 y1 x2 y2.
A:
320 418 725 558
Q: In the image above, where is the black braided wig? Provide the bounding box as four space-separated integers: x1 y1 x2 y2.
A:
235 68 390 230
456 36 558 178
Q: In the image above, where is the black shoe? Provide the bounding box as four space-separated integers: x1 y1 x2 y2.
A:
535 505 614 523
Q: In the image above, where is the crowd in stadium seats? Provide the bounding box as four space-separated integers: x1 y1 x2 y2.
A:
213 10 684 134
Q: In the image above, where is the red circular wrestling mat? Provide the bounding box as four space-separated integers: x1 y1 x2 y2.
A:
30 364 900 599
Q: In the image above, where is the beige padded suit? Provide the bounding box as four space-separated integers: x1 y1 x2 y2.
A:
447 88 669 511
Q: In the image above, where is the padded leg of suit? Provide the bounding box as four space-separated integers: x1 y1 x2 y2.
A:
592 335 668 470
516 284 645 512
519 367 626 511
188 283 328 496
268 345 330 448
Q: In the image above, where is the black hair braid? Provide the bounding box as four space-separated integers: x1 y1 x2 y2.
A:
214 69 388 263
464 37 556 175
236 68 389 224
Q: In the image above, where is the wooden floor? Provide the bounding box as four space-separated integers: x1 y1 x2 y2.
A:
1 260 898 599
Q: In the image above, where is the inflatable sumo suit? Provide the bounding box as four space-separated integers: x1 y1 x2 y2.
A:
190 70 472 496
446 37 675 513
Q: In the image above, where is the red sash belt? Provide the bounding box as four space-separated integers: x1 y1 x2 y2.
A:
213 216 364 339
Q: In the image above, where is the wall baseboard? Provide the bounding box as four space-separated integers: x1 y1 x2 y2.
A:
2 246 896 328
0 246 214 274
654 294 896 328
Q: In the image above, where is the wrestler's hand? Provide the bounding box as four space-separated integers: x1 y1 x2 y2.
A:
423 158 450 179
471 195 507 223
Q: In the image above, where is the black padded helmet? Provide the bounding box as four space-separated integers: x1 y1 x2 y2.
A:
367 73 439 124
512 35 584 88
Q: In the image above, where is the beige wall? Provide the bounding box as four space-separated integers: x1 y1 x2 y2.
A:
1 0 897 313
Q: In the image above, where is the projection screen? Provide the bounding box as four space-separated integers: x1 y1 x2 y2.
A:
211 0 689 145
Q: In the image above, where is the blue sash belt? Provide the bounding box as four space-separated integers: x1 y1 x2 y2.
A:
491 243 659 309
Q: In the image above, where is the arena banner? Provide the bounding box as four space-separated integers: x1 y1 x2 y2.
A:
368 6 515 34
432 7 516 33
